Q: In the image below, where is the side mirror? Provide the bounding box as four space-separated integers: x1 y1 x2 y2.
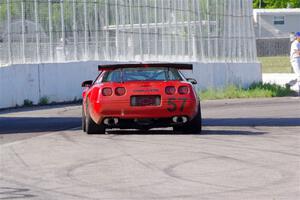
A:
186 78 197 85
81 80 93 87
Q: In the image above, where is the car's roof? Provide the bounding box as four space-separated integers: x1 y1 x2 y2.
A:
98 63 193 71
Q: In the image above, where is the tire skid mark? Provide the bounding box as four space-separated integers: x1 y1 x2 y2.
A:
64 154 127 186
58 131 79 144
105 133 300 160
234 140 297 156
100 128 264 150
2 158 108 200
163 154 295 196
163 158 237 189
191 130 300 158
1 167 55 192
0 187 36 200
63 154 170 194
162 150 261 189
96 131 300 163
198 166 295 197
95 138 193 197
110 137 159 171
8 146 30 168
0 177 98 200
107 136 235 191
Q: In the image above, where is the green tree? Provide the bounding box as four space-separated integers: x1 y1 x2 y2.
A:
253 0 300 8
290 0 300 8
253 0 267 8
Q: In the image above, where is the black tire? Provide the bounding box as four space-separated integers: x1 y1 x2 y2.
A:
82 106 86 132
85 103 106 134
173 105 202 133
139 126 151 131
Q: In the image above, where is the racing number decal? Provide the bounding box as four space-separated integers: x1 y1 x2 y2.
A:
167 98 177 112
178 98 187 112
167 98 187 112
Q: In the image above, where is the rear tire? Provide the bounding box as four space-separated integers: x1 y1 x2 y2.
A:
82 106 86 132
139 126 151 131
85 103 106 134
173 105 202 133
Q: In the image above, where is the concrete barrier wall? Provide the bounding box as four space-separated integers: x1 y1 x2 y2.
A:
0 61 261 109
186 62 262 91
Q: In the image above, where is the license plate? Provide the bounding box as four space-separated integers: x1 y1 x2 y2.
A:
131 95 161 106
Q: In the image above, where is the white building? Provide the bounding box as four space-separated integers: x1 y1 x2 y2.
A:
253 8 300 38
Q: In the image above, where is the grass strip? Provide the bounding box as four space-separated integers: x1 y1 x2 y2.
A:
259 56 292 73
200 83 296 100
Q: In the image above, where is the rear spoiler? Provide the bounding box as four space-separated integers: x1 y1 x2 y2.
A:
98 63 193 71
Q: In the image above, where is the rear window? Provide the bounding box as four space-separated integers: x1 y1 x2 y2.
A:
102 67 182 82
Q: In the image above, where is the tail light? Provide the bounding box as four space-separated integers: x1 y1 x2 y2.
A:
178 86 189 94
115 87 126 96
102 87 113 96
165 86 176 95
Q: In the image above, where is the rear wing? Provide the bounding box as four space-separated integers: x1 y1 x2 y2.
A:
98 63 193 71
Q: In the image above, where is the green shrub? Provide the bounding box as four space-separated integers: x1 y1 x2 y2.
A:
23 99 33 106
249 82 295 97
200 83 295 100
39 96 49 105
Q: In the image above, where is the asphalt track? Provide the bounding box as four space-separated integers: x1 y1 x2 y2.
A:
0 97 299 200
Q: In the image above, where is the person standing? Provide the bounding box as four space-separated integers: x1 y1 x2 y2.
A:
290 32 300 93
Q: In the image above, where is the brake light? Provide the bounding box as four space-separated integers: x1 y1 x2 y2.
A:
115 87 126 96
102 87 113 96
178 86 189 94
165 86 176 95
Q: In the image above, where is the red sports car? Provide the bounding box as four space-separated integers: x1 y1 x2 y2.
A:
81 63 202 134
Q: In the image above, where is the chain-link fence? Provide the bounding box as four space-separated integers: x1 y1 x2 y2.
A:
256 38 291 57
0 0 257 66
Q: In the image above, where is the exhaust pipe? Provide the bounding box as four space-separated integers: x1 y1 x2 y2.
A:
103 118 119 126
172 116 188 124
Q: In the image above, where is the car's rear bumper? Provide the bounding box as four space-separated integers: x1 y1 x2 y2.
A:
104 117 179 129
92 99 199 124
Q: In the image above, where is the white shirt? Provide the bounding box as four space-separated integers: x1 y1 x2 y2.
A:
290 39 300 60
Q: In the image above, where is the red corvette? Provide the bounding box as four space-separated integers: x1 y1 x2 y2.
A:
81 63 202 134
